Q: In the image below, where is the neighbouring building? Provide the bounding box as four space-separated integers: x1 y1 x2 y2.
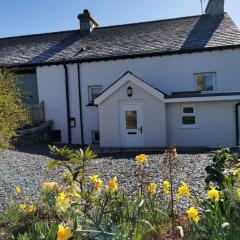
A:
1 0 240 148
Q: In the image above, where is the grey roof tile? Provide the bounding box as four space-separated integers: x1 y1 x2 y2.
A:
0 13 240 67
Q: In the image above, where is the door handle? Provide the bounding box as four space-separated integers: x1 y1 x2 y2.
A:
138 126 143 134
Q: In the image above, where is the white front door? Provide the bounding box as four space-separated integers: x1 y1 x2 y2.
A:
119 101 144 147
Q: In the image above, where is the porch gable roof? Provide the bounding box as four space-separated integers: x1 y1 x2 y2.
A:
94 71 165 105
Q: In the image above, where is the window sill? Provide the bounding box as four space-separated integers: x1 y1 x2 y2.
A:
180 125 199 129
86 103 97 107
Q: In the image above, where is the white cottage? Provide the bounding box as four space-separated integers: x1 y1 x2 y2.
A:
1 0 240 148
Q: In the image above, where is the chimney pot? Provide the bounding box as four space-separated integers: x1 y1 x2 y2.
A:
78 9 99 33
205 0 225 16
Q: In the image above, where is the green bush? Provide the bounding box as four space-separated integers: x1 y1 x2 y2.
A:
0 69 28 149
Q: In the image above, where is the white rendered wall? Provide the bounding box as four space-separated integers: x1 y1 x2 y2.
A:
37 65 68 143
67 64 82 144
37 64 82 144
80 49 240 145
166 101 238 148
37 49 240 146
98 81 167 147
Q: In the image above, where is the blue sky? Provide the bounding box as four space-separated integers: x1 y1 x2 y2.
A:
1 0 239 38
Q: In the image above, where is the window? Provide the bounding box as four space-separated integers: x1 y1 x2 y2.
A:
88 86 102 103
181 106 196 127
92 130 100 145
195 73 215 92
125 111 137 129
16 71 39 104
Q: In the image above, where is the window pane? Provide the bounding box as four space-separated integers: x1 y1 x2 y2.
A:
90 87 102 101
196 74 214 91
183 107 194 114
204 75 214 91
126 111 137 129
182 116 196 125
17 73 39 104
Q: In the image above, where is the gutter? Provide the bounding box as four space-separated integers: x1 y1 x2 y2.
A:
63 61 72 144
77 63 85 145
235 103 240 146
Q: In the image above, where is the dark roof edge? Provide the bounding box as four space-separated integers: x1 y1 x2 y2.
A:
2 43 240 69
165 91 240 99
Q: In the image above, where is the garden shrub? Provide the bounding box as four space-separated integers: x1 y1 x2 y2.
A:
189 150 240 239
0 69 28 149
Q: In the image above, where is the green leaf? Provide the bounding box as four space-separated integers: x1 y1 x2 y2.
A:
70 157 81 164
47 159 58 169
138 199 145 208
84 146 97 159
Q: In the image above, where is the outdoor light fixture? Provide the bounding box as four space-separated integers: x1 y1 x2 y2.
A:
69 117 76 128
127 86 133 97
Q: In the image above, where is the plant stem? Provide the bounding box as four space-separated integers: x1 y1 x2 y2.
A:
169 154 175 240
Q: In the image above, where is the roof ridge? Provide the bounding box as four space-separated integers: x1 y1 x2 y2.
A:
0 13 210 41
96 13 210 30
0 12 230 41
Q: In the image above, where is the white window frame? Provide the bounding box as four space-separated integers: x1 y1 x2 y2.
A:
88 85 103 103
181 105 197 128
194 72 216 92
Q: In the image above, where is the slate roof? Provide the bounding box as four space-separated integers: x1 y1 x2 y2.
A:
0 13 240 67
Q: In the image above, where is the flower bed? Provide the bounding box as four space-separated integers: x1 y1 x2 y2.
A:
0 147 240 239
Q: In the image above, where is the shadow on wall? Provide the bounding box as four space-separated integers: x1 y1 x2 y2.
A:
181 14 224 50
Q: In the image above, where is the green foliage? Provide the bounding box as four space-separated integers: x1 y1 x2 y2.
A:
7 146 240 239
17 222 58 240
0 69 28 149
48 145 96 188
0 202 25 225
189 150 240 240
47 145 171 239
205 148 238 189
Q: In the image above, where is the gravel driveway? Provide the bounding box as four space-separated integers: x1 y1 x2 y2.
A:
0 145 212 212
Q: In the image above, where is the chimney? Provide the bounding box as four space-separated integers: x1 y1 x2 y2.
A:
78 9 99 32
205 0 224 15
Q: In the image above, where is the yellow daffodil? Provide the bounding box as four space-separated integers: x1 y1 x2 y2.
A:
57 224 73 240
175 182 191 200
16 187 21 194
135 154 148 165
19 204 26 211
28 205 37 214
163 180 170 195
106 176 118 193
233 168 240 178
186 207 200 224
56 192 69 212
89 174 98 184
94 178 103 192
147 183 157 194
208 187 219 202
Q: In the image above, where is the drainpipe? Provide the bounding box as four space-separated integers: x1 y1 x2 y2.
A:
235 103 240 146
77 63 85 145
63 61 72 144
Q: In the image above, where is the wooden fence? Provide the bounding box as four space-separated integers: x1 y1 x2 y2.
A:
23 101 45 124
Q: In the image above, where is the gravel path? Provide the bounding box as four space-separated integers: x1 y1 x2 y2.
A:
0 145 212 212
